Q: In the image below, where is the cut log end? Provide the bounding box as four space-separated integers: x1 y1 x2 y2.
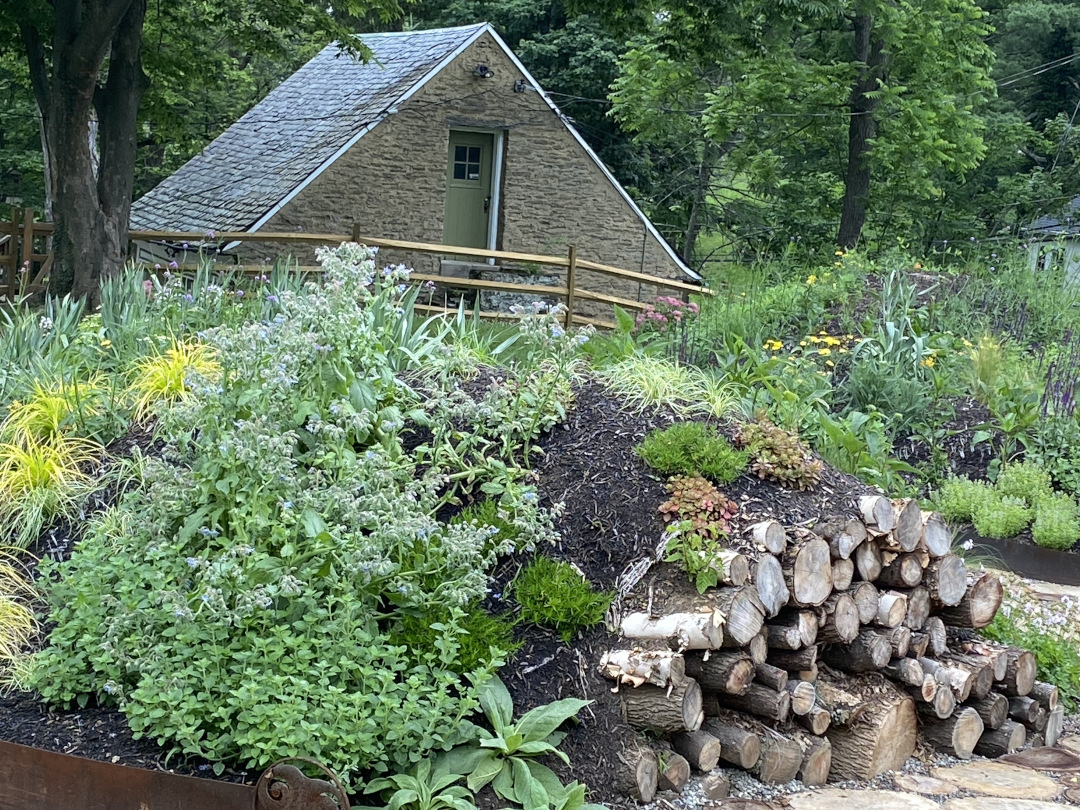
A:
921 706 984 759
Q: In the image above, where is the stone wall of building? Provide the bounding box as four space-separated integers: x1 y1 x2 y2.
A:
247 31 692 319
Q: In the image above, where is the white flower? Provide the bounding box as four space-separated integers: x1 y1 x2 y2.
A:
961 538 974 551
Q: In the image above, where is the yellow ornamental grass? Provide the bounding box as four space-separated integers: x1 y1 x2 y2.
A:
129 339 220 420
0 436 100 548
1 377 103 445
0 547 38 692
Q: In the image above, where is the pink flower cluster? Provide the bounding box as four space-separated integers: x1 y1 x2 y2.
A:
634 296 700 334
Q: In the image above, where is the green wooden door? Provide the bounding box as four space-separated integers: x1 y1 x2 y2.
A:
443 131 493 250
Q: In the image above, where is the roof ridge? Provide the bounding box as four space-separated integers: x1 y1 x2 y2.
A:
354 22 489 39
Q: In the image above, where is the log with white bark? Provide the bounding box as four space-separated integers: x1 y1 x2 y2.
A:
924 616 947 656
1030 681 1059 711
754 554 789 618
749 520 787 555
786 680 816 715
1007 695 1040 725
799 703 832 735
875 591 908 628
973 719 1026 758
936 571 1003 629
1046 705 1065 747
853 536 884 582
684 650 755 695
826 678 917 780
715 682 791 722
831 558 855 591
621 611 724 650
671 730 722 772
907 631 930 660
883 657 924 688
655 750 691 793
921 706 983 759
921 511 952 557
790 729 832 787
924 554 969 608
877 553 923 588
767 645 818 672
920 657 973 702
599 649 687 689
859 495 897 533
822 630 891 673
815 515 866 560
901 585 930 631
621 679 704 733
748 631 768 665
766 610 818 650
997 647 1037 697
890 498 923 552
966 692 1008 730
614 744 658 803
816 592 860 644
781 534 833 607
753 661 789 691
875 626 912 659
847 581 879 624
703 717 761 769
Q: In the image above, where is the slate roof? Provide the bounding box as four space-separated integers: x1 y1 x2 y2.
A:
130 24 488 232
1028 195 1080 238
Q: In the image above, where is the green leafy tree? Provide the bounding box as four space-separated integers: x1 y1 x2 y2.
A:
1 0 401 303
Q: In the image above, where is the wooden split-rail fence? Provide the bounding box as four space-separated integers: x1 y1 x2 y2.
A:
0 208 711 328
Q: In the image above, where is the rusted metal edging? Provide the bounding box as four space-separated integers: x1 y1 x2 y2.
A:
0 740 350 810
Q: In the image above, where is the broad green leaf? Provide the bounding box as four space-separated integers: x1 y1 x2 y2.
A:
466 754 504 792
523 762 566 800
433 744 488 777
516 698 591 743
492 761 515 801
478 676 514 731
388 789 419 810
512 758 550 810
515 740 558 757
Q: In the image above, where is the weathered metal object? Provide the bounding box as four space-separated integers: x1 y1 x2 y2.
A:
0 739 351 810
255 758 350 810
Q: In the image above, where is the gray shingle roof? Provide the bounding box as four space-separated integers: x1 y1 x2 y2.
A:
130 23 488 233
1029 195 1080 238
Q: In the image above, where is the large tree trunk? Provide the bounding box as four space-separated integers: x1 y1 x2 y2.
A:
29 0 145 303
836 10 888 249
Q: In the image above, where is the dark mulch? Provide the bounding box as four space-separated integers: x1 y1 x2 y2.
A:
893 397 998 485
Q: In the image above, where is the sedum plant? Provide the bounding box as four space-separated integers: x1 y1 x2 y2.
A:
658 475 738 539
635 421 747 483
734 414 822 490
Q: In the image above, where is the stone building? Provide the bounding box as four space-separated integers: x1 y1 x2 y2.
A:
130 23 699 315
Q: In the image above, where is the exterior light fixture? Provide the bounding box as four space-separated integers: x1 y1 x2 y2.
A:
474 64 494 78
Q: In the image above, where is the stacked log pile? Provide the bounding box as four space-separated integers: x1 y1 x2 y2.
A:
601 495 1057 802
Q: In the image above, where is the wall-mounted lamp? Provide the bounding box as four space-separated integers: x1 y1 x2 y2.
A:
474 64 494 79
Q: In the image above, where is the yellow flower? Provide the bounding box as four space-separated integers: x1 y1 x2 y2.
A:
962 339 973 348
826 360 835 367
921 356 935 368
839 347 849 353
100 339 112 348
818 348 832 357
835 250 844 256
763 339 784 351
824 336 841 346
806 274 818 285
914 262 922 270
834 262 843 267
800 341 808 347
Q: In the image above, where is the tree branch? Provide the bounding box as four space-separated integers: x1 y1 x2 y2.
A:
19 23 51 114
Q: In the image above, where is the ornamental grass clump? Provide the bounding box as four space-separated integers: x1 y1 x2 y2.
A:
128 337 220 420
0 547 38 691
734 414 822 490
636 421 747 483
511 555 612 642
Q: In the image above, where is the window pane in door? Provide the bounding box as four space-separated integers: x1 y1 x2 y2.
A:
467 146 481 163
455 145 468 162
453 163 467 180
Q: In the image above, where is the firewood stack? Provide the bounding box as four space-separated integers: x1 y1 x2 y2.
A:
599 495 1058 802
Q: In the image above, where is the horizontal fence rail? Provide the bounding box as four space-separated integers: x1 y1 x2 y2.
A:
1 210 712 328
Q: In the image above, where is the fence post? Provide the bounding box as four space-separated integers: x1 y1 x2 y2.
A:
20 208 35 289
5 207 17 301
564 244 577 328
351 223 361 244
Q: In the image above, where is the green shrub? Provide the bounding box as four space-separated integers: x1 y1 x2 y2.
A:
511 556 612 642
841 356 931 435
1032 493 1080 550
996 460 1053 504
972 493 1032 539
735 414 822 490
636 422 748 483
1027 417 1080 497
394 602 520 672
936 477 993 524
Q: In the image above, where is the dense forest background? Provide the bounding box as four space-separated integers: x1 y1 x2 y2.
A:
1 0 1078 270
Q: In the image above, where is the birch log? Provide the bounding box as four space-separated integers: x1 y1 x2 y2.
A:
749 520 787 554
599 650 686 689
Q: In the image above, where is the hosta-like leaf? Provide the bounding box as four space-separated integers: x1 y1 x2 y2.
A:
466 754 503 792
478 676 514 732
512 757 550 810
492 761 515 801
516 698 591 744
434 745 490 777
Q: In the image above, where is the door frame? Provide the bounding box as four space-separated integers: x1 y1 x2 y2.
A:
447 127 504 262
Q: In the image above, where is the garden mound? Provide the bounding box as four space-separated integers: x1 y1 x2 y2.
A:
0 377 1056 805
